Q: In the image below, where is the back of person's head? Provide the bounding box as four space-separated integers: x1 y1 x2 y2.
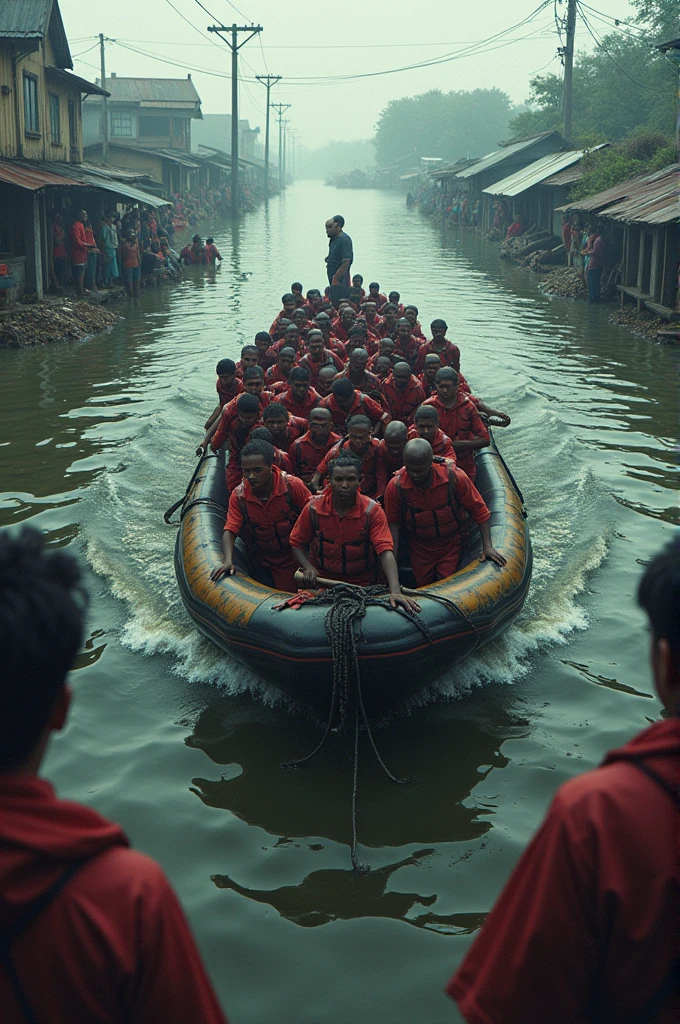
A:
240 439 275 465
216 358 236 375
332 215 345 228
281 292 295 304
206 237 214 245
249 427 274 443
237 393 260 414
332 378 355 399
0 528 87 770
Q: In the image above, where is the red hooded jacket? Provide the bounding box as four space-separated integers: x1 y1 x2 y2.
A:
0 775 227 1024
447 719 680 1024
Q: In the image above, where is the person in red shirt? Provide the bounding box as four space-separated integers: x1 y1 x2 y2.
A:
333 348 384 398
419 353 442 398
377 304 400 339
261 402 307 451
505 216 524 240
211 440 310 593
82 213 99 292
311 415 388 499
204 237 222 265
314 312 346 358
290 281 304 306
368 336 396 370
318 378 389 436
407 404 456 461
447 541 680 1024
403 305 426 340
248 427 292 472
351 273 366 300
202 358 244 439
381 361 426 425
0 528 228 1024
254 331 277 371
68 211 89 295
234 345 261 379
269 293 297 335
315 364 340 398
291 307 311 339
207 392 262 490
394 318 421 368
384 439 505 587
302 289 324 319
121 229 141 298
271 324 303 358
298 330 344 385
388 291 405 316
377 419 408 476
423 368 489 481
366 282 388 309
265 347 297 392
372 355 394 384
289 407 341 484
415 319 461 374
279 367 322 421
290 452 419 613
332 306 358 344
179 235 207 265
359 301 382 336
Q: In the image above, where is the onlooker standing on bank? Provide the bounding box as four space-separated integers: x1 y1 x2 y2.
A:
68 210 89 295
325 214 353 307
0 527 228 1024
586 222 606 303
446 539 680 1024
100 211 120 288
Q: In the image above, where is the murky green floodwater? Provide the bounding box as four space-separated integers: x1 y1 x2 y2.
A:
1 181 678 1023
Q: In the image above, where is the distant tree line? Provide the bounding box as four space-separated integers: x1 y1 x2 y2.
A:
374 89 516 168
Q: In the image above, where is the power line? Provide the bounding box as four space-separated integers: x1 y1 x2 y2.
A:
219 0 253 23
576 4 668 95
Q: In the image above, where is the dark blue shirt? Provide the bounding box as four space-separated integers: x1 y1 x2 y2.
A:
326 231 353 286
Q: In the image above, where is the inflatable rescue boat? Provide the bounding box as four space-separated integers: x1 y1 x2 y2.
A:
172 436 532 718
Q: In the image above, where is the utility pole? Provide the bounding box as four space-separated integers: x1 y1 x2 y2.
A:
562 0 577 141
255 74 281 199
208 23 263 218
282 119 289 186
271 102 290 190
99 33 108 160
290 129 299 180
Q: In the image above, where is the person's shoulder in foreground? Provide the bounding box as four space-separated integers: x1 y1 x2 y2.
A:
0 526 228 1024
446 538 680 1024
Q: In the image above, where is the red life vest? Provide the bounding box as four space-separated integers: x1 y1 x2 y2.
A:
308 496 379 579
394 459 467 541
234 474 305 555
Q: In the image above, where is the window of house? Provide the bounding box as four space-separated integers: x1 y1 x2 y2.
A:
68 100 78 153
49 94 61 144
110 111 133 137
138 116 170 137
171 117 186 141
23 74 39 134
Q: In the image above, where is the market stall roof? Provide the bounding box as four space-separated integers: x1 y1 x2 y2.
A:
557 163 680 225
482 145 609 197
50 163 172 206
454 132 565 180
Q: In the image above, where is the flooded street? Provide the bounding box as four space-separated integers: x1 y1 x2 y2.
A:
1 181 677 1023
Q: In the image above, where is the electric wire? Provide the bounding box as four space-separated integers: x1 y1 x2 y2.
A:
576 3 669 95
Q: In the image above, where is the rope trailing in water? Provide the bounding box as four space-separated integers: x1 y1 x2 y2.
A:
281 582 429 875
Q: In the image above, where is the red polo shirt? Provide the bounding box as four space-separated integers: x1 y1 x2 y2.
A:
407 426 456 461
216 377 244 406
298 350 344 385
414 339 461 374
279 386 322 421
318 392 386 433
422 394 489 479
289 429 341 483
316 437 388 499
381 374 426 424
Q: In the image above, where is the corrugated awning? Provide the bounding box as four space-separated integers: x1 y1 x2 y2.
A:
45 67 109 96
557 163 680 224
0 161 83 190
57 165 172 207
481 148 608 197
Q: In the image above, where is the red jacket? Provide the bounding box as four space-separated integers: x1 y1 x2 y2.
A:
407 425 456 461
224 466 309 561
289 487 393 584
216 377 244 407
68 221 88 265
377 438 404 476
384 460 489 540
0 776 227 1024
381 374 426 424
414 339 461 374
279 386 322 421
316 437 388 498
447 719 680 1024
288 429 342 483
317 392 386 434
422 394 489 478
394 333 421 367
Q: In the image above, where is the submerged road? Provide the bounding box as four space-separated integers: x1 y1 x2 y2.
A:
0 181 677 1023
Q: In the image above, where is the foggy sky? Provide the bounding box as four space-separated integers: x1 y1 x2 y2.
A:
61 0 636 151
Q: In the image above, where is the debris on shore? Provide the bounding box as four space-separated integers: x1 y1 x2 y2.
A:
539 267 588 299
608 308 669 340
0 297 120 349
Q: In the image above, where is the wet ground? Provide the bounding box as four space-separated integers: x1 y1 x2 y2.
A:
1 181 677 1023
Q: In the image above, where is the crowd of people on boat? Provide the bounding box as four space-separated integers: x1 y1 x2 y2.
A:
199 274 515 604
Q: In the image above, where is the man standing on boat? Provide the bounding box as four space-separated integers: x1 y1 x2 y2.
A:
384 439 505 587
290 452 420 613
325 215 353 307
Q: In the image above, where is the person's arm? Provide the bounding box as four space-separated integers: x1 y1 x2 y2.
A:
309 470 322 494
475 400 511 427
292 545 318 588
210 530 237 581
453 407 490 452
378 550 420 613
478 520 506 567
289 505 317 586
332 258 351 285
388 522 400 552
209 410 231 453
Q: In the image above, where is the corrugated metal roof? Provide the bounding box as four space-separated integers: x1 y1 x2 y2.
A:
43 162 172 206
453 132 565 179
0 0 71 68
542 165 584 187
45 67 108 96
0 160 83 190
91 76 202 108
558 164 680 224
481 145 610 197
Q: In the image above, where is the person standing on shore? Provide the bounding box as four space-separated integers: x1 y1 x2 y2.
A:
325 215 353 307
68 211 89 295
446 540 680 1024
586 223 606 303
